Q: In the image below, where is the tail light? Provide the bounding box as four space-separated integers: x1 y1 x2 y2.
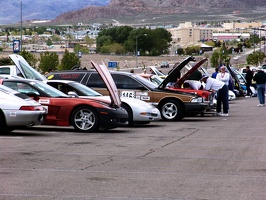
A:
19 106 45 111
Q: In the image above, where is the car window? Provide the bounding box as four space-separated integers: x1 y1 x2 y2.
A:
48 72 86 83
3 82 40 96
112 74 144 89
87 73 106 88
0 67 10 75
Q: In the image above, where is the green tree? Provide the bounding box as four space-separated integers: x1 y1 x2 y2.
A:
210 48 231 68
97 26 172 56
39 52 59 73
51 34 61 42
0 57 12 65
19 49 38 68
185 45 200 55
246 51 266 66
59 49 80 70
46 38 52 46
84 35 95 47
74 44 89 54
96 35 112 52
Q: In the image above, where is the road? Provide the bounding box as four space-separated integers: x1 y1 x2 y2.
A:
1 96 266 200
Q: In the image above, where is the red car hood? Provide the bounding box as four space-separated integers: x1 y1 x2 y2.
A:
90 60 121 107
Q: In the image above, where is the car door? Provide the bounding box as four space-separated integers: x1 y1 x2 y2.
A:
87 73 154 103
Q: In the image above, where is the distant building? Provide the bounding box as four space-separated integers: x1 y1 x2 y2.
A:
167 22 213 47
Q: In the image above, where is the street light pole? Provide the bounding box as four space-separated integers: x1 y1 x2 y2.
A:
20 0 22 50
135 34 147 68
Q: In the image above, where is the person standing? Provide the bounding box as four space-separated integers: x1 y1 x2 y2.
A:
253 66 266 107
211 67 219 78
245 66 254 97
201 75 229 116
216 66 230 86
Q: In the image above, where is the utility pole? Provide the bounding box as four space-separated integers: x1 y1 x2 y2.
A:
20 0 22 50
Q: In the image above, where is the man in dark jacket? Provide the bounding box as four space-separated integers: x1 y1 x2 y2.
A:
245 66 254 97
253 66 266 106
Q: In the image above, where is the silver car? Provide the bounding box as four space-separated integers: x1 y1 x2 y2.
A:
0 84 46 133
45 80 161 126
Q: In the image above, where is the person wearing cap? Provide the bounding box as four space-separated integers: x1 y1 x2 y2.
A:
201 75 229 116
253 66 266 107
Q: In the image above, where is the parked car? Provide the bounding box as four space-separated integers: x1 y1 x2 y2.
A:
160 61 170 68
139 57 216 111
0 54 46 81
148 66 167 79
45 79 161 126
0 84 46 133
46 61 209 121
0 66 129 132
227 66 257 97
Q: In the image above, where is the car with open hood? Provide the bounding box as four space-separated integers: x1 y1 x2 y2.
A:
46 62 209 121
140 57 216 110
0 60 128 132
45 79 161 126
0 84 46 133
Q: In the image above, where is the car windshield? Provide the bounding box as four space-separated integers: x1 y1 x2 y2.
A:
29 81 68 97
133 74 158 89
150 75 163 86
69 82 102 96
150 67 166 76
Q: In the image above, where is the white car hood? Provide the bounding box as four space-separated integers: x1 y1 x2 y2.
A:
9 54 47 81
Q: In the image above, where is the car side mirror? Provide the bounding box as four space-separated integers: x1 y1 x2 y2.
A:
68 91 79 98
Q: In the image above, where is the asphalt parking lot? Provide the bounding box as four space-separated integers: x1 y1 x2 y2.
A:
1 96 266 200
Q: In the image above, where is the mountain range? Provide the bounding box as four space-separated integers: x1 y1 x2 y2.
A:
0 0 109 25
1 0 266 26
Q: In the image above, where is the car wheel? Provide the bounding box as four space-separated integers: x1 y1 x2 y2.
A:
159 99 184 121
71 106 99 132
0 111 12 133
121 103 133 126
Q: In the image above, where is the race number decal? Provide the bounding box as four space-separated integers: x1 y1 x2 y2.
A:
120 91 135 98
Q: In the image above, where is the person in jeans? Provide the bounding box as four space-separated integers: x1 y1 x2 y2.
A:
253 66 266 107
201 75 229 116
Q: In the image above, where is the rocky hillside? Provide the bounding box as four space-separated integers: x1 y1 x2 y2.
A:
0 0 109 25
52 0 266 25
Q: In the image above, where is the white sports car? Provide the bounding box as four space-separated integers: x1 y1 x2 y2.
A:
0 84 46 133
46 80 161 126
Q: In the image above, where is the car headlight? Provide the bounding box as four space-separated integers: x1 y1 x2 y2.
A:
190 97 203 103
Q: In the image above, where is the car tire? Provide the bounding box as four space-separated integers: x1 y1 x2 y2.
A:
0 111 12 133
159 99 184 121
121 103 134 126
71 106 99 132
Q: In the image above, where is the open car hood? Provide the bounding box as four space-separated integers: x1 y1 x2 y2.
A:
174 58 208 88
9 54 47 81
90 60 121 108
158 56 196 89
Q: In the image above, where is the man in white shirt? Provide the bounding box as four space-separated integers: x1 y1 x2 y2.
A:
201 75 229 117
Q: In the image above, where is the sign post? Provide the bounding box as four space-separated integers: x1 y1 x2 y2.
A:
13 40 20 53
